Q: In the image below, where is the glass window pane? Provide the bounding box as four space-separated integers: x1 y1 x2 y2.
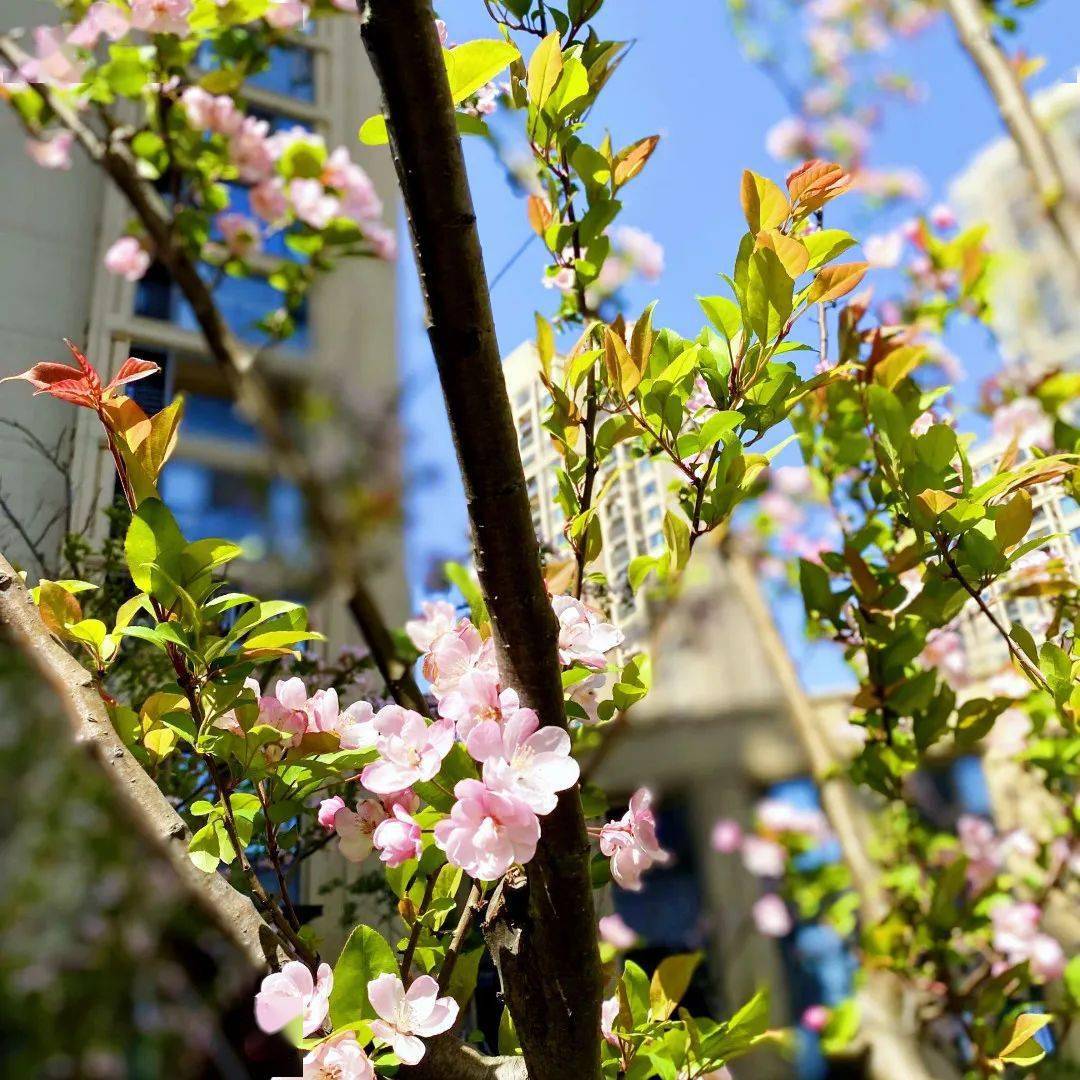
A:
134 262 310 349
247 44 315 102
160 460 307 563
181 393 262 445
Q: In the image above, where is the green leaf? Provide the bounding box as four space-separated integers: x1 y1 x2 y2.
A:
527 32 563 111
125 498 186 598
621 960 650 1025
358 114 388 145
329 926 399 1027
649 952 702 1021
445 40 519 105
994 1013 1052 1067
820 999 860 1055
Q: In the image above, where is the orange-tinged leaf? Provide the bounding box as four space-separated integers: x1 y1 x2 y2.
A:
787 159 852 213
604 325 642 398
807 262 868 305
613 134 659 188
915 489 956 517
756 229 809 277
37 580 82 636
527 194 554 236
740 170 789 233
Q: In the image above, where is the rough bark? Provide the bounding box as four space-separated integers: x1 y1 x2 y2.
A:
0 553 291 971
942 0 1080 280
356 3 603 1078
0 34 425 716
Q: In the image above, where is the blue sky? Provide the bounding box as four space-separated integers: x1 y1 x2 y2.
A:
397 0 1080 689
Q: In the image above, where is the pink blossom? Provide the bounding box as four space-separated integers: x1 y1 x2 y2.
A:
334 799 388 863
863 230 903 268
765 116 817 161
68 3 130 48
991 901 1065 981
802 1004 830 1032
468 710 580 815
930 203 957 231
129 0 193 36
372 803 422 867
920 629 969 690
360 706 455 793
365 222 398 260
304 688 377 749
599 788 672 891
424 620 496 698
434 778 541 880
434 19 449 45
368 973 459 1065
253 676 309 743
543 265 576 292
298 1032 375 1080
568 672 606 724
473 82 499 115
614 226 664 280
742 836 787 878
551 594 623 670
711 818 743 854
317 796 346 830
757 798 830 841
992 397 1052 451
26 131 74 171
911 411 935 436
598 913 638 949
251 178 289 223
957 814 1000 892
104 237 151 283
19 27 85 87
986 708 1031 758
230 117 274 183
752 893 793 937
600 996 621 1047
265 0 310 31
323 147 383 224
408 603 456 651
772 465 812 498
216 212 262 259
761 491 803 530
254 960 333 1037
180 87 242 136
438 670 527 742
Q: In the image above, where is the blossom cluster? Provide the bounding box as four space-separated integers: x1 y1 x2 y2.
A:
254 961 459 1075
262 592 642 888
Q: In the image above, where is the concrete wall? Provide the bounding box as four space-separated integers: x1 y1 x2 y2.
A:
0 2 105 573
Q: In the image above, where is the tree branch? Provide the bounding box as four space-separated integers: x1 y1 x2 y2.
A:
357 4 602 1077
942 0 1080 280
0 551 292 971
0 35 426 716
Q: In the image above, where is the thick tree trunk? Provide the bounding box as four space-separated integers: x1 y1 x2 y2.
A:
942 0 1080 281
356 4 603 1078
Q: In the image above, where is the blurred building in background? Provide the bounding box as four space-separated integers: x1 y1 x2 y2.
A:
950 82 1080 375
0 5 403 644
0 4 403 949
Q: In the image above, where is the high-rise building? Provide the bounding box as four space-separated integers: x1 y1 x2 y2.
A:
949 82 1080 375
503 340 673 641
955 439 1080 679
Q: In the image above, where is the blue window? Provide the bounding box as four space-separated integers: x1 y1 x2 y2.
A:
160 460 307 563
135 262 310 349
247 44 315 102
181 393 262 445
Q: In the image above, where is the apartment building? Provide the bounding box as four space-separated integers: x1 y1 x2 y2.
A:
950 81 1080 376
0 3 405 643
504 339 672 641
